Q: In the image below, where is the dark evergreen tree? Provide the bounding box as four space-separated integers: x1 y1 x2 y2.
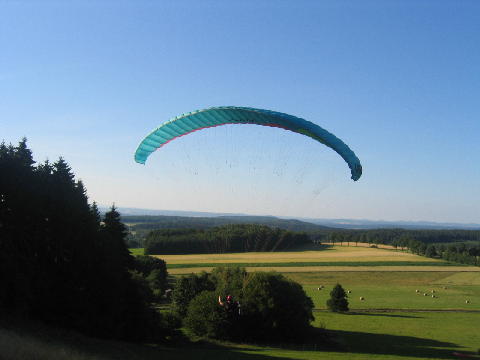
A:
89 201 102 230
0 139 168 341
102 204 134 270
327 284 349 312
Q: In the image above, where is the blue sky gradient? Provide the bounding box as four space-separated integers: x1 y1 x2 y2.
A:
1 1 479 222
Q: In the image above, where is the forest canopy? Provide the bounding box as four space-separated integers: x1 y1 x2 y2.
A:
144 224 311 254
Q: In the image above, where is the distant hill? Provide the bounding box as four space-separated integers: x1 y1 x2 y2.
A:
101 206 480 230
301 218 480 230
122 214 333 233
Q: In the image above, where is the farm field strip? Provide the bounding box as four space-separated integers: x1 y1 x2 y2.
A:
305 284 480 311
153 246 442 264
432 272 480 285
166 261 462 269
293 271 480 311
155 246 479 274
168 266 480 274
285 271 473 285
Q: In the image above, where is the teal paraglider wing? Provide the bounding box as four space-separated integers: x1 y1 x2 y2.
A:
134 106 362 181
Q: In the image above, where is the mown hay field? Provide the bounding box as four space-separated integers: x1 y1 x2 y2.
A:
155 245 441 264
299 271 480 311
168 265 478 274
154 245 479 274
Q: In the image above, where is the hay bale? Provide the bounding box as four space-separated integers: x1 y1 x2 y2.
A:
423 293 427 296
359 297 365 301
415 290 419 293
466 300 470 304
431 295 435 298
347 290 352 294
431 290 435 293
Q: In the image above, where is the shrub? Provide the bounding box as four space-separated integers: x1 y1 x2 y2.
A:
241 272 314 341
211 266 247 299
172 272 214 317
183 268 314 342
184 291 229 339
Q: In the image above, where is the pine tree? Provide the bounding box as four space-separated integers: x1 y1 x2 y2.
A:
326 283 349 312
89 201 102 230
14 137 35 168
102 204 134 269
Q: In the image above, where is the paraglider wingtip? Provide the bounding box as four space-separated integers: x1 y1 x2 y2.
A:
351 164 362 181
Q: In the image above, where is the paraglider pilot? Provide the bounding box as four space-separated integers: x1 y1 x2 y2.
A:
218 295 241 315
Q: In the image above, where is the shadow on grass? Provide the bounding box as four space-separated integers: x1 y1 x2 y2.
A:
347 311 422 319
3 314 476 360
318 327 471 359
0 317 303 360
234 327 476 360
283 243 334 252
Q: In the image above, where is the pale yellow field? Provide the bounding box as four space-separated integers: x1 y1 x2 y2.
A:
154 245 441 264
155 245 480 275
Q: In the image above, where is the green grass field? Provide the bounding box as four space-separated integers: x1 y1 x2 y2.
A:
5 245 479 360
129 248 144 256
296 271 480 311
159 246 480 359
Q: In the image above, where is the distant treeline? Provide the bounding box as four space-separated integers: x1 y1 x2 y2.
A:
144 224 310 254
126 215 480 249
392 240 480 266
324 229 480 266
125 215 330 245
323 229 480 246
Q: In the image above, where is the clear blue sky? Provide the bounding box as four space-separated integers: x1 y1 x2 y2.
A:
1 1 479 223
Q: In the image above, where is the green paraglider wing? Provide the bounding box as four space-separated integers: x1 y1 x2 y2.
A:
134 106 362 181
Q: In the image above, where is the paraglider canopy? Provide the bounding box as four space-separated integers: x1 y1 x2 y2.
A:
134 106 362 181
